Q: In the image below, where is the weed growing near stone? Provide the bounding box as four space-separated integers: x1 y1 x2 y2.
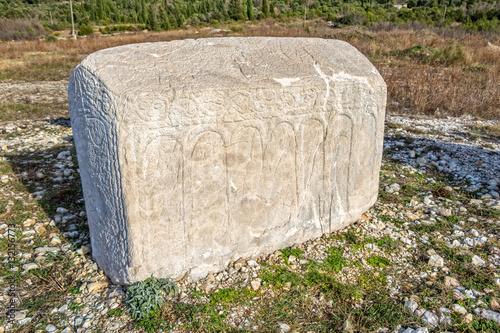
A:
125 275 178 322
366 255 392 268
280 246 304 265
323 246 349 273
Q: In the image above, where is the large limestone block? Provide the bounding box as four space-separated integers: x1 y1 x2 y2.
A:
68 37 386 285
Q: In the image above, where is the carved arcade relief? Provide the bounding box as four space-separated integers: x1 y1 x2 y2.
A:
69 37 386 284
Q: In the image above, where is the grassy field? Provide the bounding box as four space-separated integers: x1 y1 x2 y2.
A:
0 19 499 120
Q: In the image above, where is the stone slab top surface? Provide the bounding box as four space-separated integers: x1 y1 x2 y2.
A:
78 37 382 99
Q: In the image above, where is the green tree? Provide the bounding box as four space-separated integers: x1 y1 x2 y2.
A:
262 0 269 17
228 0 245 20
247 0 253 20
141 0 147 24
160 7 170 30
98 0 105 21
78 23 94 35
148 4 159 31
212 0 228 21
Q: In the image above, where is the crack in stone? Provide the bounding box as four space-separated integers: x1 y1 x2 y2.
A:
313 62 330 111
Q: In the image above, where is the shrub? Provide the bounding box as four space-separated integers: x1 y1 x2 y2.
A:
45 35 57 42
126 275 178 321
326 12 337 21
78 23 94 36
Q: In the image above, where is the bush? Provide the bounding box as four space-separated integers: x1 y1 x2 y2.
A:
78 23 94 36
326 12 337 21
45 35 57 42
185 15 202 26
126 275 178 321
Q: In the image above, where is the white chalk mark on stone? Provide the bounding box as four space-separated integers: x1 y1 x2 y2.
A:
273 78 301 87
313 63 330 111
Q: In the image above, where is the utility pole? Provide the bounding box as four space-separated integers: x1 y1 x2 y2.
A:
441 5 447 26
70 0 76 40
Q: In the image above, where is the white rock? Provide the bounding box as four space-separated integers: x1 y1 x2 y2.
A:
50 236 62 245
250 279 261 291
389 183 401 192
23 263 39 271
56 207 68 214
58 304 68 314
85 282 105 294
57 151 71 159
467 185 480 192
18 317 32 325
470 199 483 206
428 255 444 267
444 276 460 287
468 229 480 237
463 313 473 324
45 324 58 333
34 247 59 254
22 219 35 227
452 304 467 314
68 37 387 284
74 317 83 326
415 308 426 317
488 200 500 210
437 208 452 217
417 158 427 167
471 255 486 267
482 309 500 323
62 214 76 221
415 328 429 333
421 311 439 328
276 322 291 332
13 310 27 320
464 289 476 299
404 300 418 313
76 246 90 256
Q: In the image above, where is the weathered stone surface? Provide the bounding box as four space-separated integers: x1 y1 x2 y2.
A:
68 37 386 284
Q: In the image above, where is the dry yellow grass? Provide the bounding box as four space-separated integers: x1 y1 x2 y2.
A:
0 19 499 119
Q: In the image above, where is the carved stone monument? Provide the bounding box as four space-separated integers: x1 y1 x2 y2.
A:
68 37 386 285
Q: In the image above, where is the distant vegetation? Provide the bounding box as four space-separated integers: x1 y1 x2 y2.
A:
0 0 499 41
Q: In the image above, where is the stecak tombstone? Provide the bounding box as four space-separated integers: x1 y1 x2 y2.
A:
68 37 386 285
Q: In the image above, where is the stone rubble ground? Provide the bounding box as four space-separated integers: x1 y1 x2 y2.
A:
0 81 68 105
0 113 499 332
